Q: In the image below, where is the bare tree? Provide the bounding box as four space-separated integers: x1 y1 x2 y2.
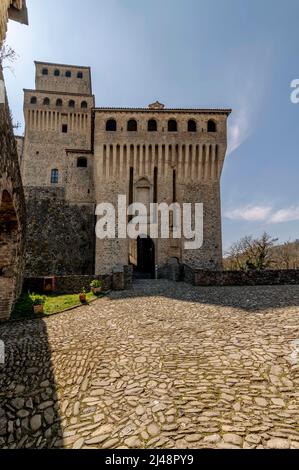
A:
225 232 278 271
274 240 299 269
0 43 18 69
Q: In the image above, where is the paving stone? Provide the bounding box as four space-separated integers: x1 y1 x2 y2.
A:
17 410 29 419
30 415 42 432
147 423 161 437
203 434 221 444
91 424 114 437
73 438 84 449
185 434 202 443
245 434 261 445
101 438 119 449
124 436 141 448
85 434 110 445
0 280 298 450
11 399 25 410
38 401 54 411
135 405 145 416
267 438 290 449
271 398 285 407
223 433 243 446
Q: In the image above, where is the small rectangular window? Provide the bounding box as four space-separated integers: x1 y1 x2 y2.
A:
77 157 87 168
51 169 59 184
62 124 68 133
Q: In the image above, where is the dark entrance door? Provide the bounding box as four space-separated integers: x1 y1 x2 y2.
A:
136 236 155 279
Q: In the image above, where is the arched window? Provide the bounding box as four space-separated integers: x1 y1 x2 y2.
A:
77 71 83 79
81 101 88 109
127 119 137 131
168 119 177 132
148 119 157 132
65 71 72 78
207 119 217 132
69 100 75 108
188 119 197 132
77 157 87 168
106 119 117 131
30 96 37 104
43 97 50 106
51 169 59 184
54 69 60 77
56 99 62 107
42 68 48 76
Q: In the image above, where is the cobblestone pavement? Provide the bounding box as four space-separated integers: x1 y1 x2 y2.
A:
1 280 299 449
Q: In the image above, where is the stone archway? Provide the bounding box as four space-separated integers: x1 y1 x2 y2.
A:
0 190 19 320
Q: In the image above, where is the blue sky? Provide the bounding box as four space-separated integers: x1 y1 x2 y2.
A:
4 0 299 250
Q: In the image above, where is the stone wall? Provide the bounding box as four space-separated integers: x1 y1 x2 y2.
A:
15 135 24 165
24 187 95 277
0 0 11 44
23 267 133 294
23 275 112 295
93 108 230 274
35 62 92 95
183 265 299 286
0 69 26 320
0 1 28 45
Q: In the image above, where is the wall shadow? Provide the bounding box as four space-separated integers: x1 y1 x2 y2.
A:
109 279 299 312
0 316 63 449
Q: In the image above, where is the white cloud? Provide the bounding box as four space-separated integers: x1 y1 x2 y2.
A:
225 44 273 156
269 207 299 223
227 108 251 155
225 204 299 224
225 205 272 222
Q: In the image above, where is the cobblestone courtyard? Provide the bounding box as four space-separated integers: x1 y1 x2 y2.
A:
0 280 299 449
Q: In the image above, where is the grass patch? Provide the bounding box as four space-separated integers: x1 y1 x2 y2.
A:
12 291 96 320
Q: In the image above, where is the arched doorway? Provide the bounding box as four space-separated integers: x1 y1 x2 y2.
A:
136 236 155 279
0 190 19 320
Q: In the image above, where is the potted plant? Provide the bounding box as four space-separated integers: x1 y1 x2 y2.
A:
90 279 103 295
32 296 46 314
79 288 87 304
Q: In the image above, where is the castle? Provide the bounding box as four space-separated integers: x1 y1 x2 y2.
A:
19 61 231 278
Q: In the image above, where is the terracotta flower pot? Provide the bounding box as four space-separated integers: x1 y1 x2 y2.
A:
79 293 87 303
33 304 44 314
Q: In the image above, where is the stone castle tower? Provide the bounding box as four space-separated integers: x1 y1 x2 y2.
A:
20 61 231 277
